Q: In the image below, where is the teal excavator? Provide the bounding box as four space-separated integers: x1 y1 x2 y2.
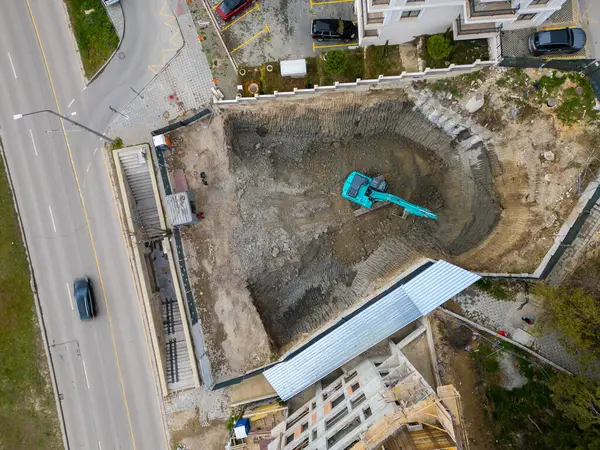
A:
341 171 438 220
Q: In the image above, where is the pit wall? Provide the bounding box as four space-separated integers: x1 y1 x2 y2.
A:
214 60 496 105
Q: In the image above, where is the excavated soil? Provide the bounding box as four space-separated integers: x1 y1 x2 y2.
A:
169 90 500 376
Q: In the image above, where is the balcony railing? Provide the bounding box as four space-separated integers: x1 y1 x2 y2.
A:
456 14 502 36
468 0 517 17
367 12 385 24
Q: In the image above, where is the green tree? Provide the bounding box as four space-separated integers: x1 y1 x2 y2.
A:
533 283 600 360
324 50 347 75
550 373 600 431
427 34 453 60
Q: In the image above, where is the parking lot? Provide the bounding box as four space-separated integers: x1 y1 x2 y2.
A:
207 0 355 66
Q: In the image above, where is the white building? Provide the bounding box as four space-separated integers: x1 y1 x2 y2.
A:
356 0 570 47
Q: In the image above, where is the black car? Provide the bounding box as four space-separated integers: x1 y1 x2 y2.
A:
311 19 357 43
528 27 586 56
74 277 96 320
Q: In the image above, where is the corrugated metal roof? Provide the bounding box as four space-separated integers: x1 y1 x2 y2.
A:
165 192 193 226
402 260 481 315
263 260 480 401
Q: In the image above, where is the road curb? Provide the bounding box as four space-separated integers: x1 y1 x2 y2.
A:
61 0 88 86
87 2 126 85
0 140 70 450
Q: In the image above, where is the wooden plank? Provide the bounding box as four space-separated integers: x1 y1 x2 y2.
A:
353 201 391 217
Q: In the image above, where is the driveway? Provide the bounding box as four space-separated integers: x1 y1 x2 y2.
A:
208 0 354 66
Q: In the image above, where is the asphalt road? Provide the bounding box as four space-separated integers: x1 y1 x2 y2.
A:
0 1 177 448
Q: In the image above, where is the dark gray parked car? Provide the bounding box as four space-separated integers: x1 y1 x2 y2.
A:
311 19 357 43
528 27 586 56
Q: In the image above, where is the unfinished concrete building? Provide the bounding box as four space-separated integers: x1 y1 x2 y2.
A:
268 340 463 450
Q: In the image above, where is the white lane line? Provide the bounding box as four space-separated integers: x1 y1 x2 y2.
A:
82 359 90 389
65 282 74 310
29 130 38 156
7 52 17 78
98 441 102 450
68 98 75 108
93 147 98 155
83 179 87 190
48 205 56 232
70 112 77 116
86 162 91 173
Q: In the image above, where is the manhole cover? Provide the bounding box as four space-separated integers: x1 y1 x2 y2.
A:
118 52 126 59
163 111 170 118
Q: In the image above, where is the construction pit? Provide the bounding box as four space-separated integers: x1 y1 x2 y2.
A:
165 87 597 381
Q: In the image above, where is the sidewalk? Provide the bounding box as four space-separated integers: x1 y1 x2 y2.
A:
108 0 214 141
579 0 600 59
450 287 583 374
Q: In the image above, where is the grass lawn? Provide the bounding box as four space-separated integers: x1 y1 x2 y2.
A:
0 157 62 449
421 32 489 69
321 48 365 85
237 63 311 96
365 44 404 79
237 44 409 95
64 0 119 77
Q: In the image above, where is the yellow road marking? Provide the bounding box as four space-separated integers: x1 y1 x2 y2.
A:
544 54 588 60
221 3 260 32
231 24 270 53
312 0 353 4
212 1 222 10
541 25 577 30
312 41 356 51
148 0 181 74
100 149 170 450
25 0 138 448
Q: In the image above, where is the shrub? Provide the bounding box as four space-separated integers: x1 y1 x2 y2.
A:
427 34 453 60
324 50 347 75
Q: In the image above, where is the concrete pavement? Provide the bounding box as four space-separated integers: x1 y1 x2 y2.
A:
0 0 179 448
579 0 600 59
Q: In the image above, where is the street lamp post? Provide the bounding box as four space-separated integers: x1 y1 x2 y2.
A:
13 109 116 144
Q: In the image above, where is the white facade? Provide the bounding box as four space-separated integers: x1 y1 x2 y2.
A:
356 0 569 46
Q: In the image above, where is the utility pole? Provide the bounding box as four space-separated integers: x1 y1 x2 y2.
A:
14 109 116 144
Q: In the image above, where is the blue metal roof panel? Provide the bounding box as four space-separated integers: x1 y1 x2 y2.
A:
263 261 479 401
264 288 420 401
402 260 481 315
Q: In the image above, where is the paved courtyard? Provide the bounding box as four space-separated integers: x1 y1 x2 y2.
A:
500 0 588 59
451 287 584 374
107 0 214 141
206 0 355 66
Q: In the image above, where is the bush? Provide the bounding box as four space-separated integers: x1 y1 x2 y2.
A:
110 137 124 150
427 34 453 60
324 50 347 75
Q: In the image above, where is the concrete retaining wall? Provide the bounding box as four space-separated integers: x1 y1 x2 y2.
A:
216 60 496 105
